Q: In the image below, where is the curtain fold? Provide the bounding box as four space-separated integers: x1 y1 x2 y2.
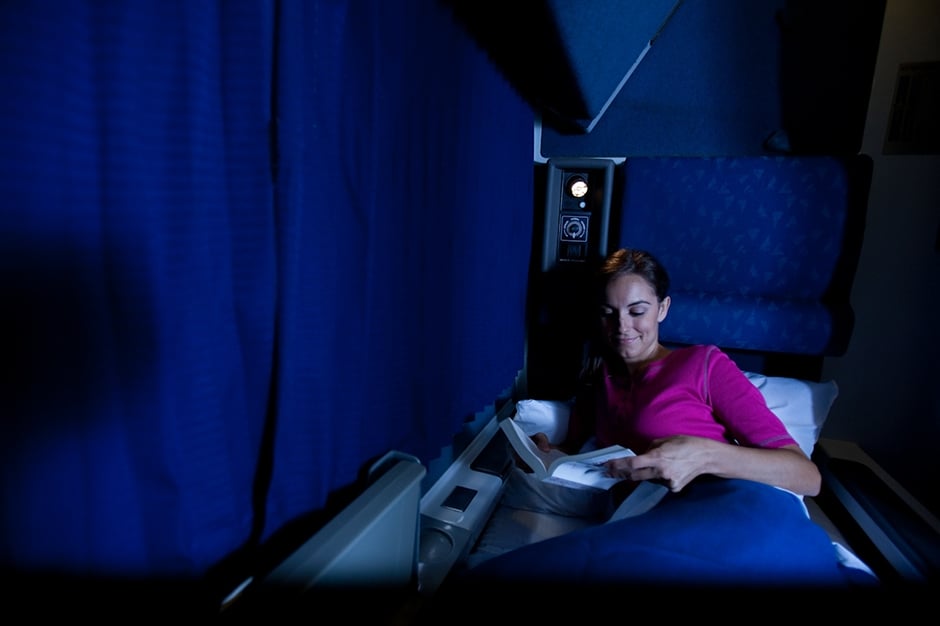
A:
0 0 533 594
263 0 533 543
1 1 276 577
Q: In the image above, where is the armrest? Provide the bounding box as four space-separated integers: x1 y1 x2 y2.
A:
812 439 940 584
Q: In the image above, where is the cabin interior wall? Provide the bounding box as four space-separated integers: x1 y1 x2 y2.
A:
819 0 940 519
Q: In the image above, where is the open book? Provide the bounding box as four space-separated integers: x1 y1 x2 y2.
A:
500 417 635 491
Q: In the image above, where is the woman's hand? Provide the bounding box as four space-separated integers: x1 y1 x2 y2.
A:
531 432 553 453
604 435 712 492
603 435 821 496
511 431 557 473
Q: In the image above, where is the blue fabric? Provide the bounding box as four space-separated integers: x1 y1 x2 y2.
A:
461 478 878 588
1 0 277 579
0 0 533 591
618 155 870 355
263 0 534 545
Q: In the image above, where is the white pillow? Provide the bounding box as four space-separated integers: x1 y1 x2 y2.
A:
512 373 838 458
512 399 572 445
744 372 839 458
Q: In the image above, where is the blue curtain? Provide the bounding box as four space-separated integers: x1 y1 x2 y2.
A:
0 0 532 594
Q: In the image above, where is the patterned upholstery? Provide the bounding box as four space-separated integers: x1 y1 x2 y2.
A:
618 155 872 356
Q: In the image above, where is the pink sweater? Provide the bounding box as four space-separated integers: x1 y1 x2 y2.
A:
586 344 797 453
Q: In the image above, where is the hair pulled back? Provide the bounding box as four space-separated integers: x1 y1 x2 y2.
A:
596 248 670 303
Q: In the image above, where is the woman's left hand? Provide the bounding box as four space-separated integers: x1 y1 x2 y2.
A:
604 435 715 492
604 436 821 496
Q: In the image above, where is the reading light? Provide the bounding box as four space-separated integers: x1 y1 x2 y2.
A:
567 175 588 198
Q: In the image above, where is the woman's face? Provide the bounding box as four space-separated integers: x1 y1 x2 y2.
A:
599 273 670 366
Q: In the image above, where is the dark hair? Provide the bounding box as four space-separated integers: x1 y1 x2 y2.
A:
580 248 670 381
596 247 670 302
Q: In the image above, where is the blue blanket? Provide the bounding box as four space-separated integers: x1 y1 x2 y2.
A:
458 477 878 589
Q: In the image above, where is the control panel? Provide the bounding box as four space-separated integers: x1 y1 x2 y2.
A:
541 158 614 271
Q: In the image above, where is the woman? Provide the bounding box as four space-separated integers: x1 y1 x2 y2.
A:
444 249 873 597
449 249 864 593
536 247 821 497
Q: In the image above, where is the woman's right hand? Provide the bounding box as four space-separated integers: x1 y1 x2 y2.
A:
531 432 553 452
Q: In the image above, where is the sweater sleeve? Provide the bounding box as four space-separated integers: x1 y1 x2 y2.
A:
703 346 798 449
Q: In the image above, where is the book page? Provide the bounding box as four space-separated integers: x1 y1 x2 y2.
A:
501 417 636 488
501 415 565 478
551 445 634 469
549 447 634 490
548 461 622 490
